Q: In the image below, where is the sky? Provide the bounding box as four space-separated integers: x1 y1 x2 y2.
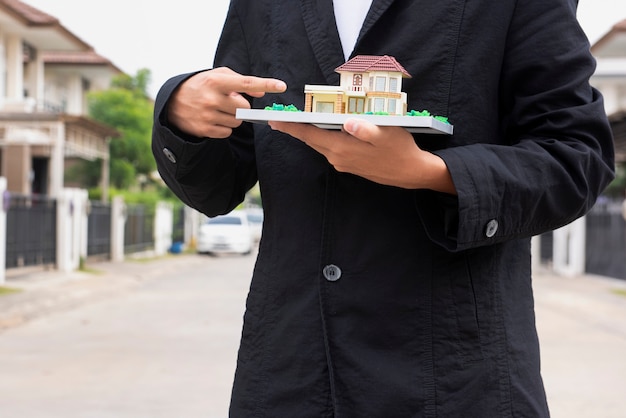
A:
24 0 626 99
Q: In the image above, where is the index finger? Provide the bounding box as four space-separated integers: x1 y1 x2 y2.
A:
224 74 287 95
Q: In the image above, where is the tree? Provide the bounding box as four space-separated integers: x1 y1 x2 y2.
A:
65 69 155 190
89 69 155 188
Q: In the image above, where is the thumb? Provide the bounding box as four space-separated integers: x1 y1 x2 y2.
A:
343 118 380 144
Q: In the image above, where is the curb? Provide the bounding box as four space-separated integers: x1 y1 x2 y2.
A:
0 254 198 331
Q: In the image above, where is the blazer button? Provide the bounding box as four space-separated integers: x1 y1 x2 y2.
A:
485 219 499 238
323 264 342 282
163 147 177 164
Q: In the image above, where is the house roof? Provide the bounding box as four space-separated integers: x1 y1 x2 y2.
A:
0 0 92 50
591 19 626 58
335 55 412 78
0 0 56 25
42 50 123 72
0 112 120 138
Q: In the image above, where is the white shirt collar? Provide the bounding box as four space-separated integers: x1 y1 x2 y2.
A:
333 0 374 61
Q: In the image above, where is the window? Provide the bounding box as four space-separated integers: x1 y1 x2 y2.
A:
316 102 335 113
375 76 386 92
348 98 365 113
374 98 385 112
388 99 397 114
389 77 399 93
353 74 363 86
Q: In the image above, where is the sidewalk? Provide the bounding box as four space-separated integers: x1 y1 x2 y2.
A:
0 254 197 330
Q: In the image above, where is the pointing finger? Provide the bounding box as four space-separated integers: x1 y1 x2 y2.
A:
210 68 287 95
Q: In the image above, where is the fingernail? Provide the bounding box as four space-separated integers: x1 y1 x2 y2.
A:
275 81 287 91
345 120 358 134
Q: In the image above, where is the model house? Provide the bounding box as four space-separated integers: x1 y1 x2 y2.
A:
304 55 411 115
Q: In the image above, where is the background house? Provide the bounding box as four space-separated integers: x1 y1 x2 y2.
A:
542 18 626 280
0 0 120 200
591 19 626 166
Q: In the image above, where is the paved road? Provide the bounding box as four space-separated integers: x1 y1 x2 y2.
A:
534 271 626 418
0 254 255 418
0 254 625 417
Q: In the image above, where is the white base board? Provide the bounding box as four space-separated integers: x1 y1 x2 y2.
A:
236 109 453 135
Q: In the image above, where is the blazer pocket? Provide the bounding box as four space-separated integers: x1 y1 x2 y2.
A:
448 255 484 364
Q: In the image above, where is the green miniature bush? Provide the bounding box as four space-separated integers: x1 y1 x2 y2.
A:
264 103 301 112
407 109 451 124
407 109 431 117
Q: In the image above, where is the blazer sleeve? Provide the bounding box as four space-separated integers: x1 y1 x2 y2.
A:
416 0 615 252
151 3 257 217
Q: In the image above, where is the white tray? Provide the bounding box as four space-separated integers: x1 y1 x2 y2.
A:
236 109 453 135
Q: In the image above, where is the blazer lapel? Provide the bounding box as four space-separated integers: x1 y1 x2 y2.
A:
358 0 395 43
299 0 397 83
300 0 344 85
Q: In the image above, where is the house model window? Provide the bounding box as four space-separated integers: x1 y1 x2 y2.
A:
304 55 411 115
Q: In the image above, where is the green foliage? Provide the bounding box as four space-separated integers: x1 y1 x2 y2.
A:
407 109 431 117
603 162 626 198
264 103 301 112
64 159 102 188
110 69 151 96
87 69 155 189
0 286 21 296
87 179 178 204
407 109 451 124
111 188 161 206
110 159 136 190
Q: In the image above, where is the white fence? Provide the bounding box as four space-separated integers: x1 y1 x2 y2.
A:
0 176 195 284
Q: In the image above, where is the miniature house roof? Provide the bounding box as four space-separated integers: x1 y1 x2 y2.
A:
335 55 412 78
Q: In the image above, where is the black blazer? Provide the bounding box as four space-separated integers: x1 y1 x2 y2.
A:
152 0 614 416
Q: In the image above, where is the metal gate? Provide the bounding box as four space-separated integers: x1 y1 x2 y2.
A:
124 203 155 254
585 199 626 279
172 204 185 243
87 201 112 258
540 231 553 265
5 194 57 269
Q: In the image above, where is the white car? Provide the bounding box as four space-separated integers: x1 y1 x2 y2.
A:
245 208 264 243
196 211 253 255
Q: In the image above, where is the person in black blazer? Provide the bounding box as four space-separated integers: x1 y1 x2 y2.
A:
152 0 615 416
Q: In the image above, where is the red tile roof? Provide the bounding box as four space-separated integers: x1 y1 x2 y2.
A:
41 50 123 73
0 0 58 26
335 55 412 78
591 18 626 57
615 19 626 31
42 50 112 65
0 0 93 51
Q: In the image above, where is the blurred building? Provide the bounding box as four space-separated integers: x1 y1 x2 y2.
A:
591 19 626 163
0 0 121 200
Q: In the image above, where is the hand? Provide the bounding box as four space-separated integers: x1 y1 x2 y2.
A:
269 118 456 194
167 67 287 138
